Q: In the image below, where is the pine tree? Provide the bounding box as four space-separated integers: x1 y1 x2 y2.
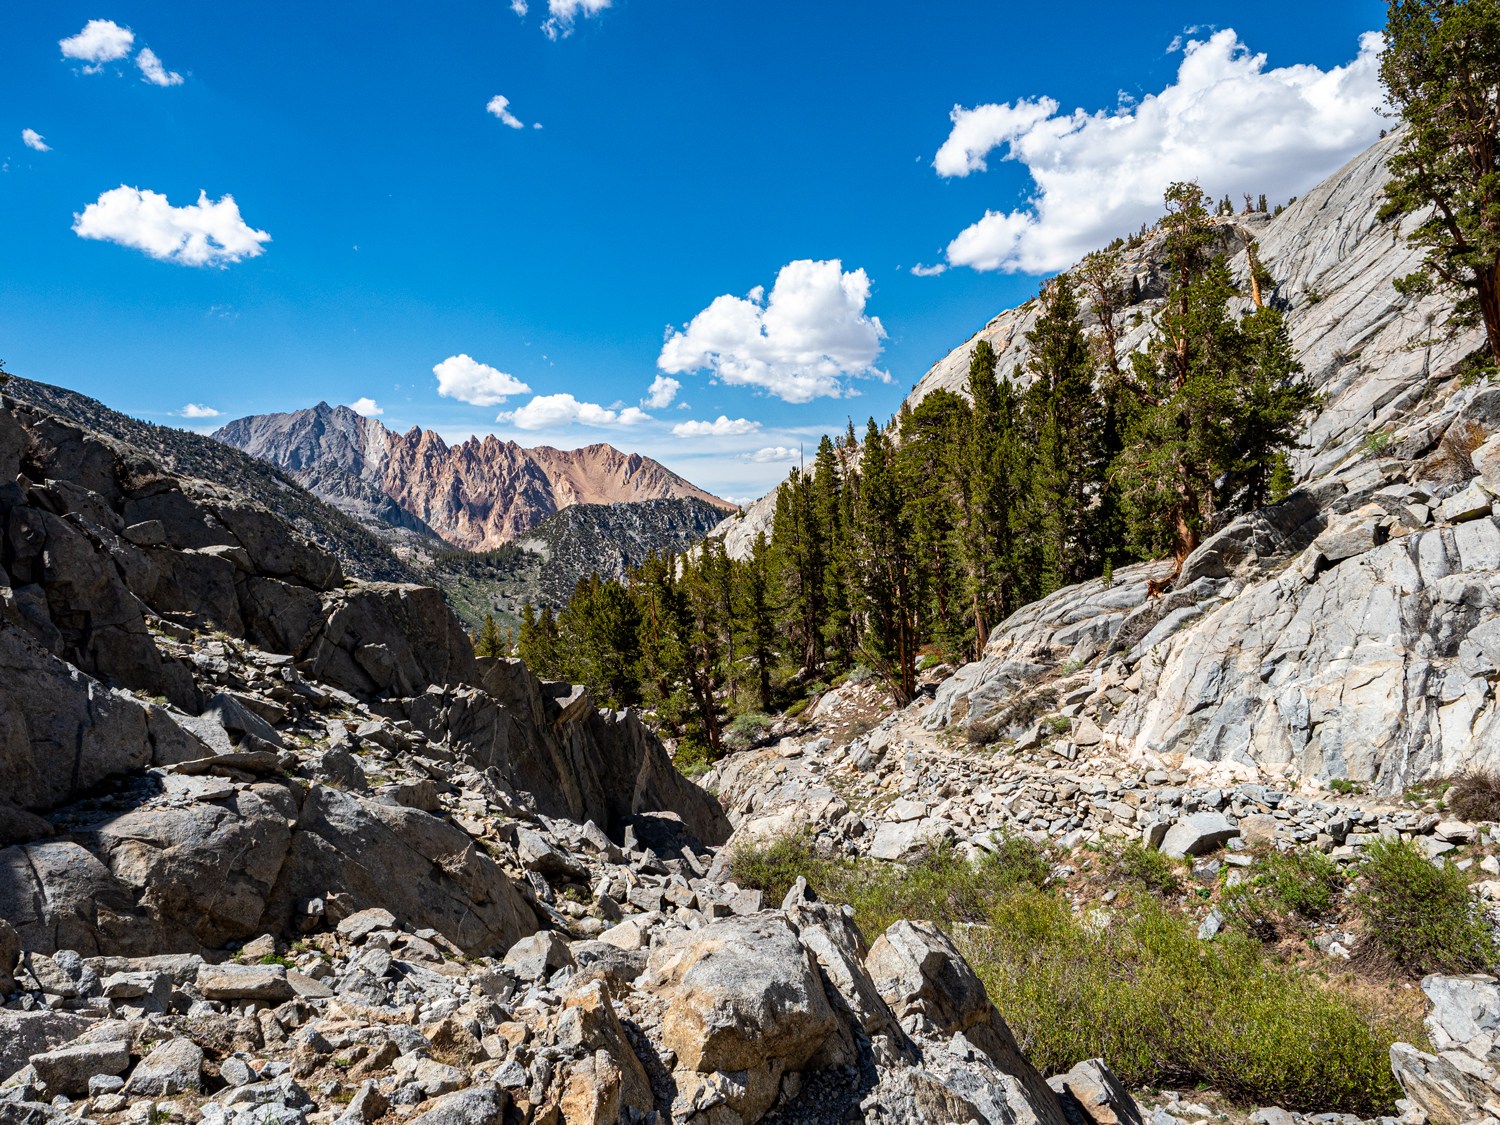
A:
898 389 973 659
1116 183 1315 574
769 469 825 674
475 612 503 659
1380 0 1500 363
855 419 918 704
1023 275 1103 593
556 575 642 709
740 534 778 712
811 435 855 671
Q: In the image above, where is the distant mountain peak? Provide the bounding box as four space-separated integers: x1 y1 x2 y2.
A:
213 405 732 551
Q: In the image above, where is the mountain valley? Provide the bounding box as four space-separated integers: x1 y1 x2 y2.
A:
6 72 1500 1125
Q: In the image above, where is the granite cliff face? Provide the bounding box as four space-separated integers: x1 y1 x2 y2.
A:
214 404 733 551
920 133 1500 793
712 133 1500 794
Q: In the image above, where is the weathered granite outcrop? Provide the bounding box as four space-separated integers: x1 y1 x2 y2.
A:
0 391 726 957
917 132 1499 792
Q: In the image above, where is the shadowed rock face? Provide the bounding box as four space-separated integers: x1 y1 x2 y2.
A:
0 393 726 957
213 402 733 550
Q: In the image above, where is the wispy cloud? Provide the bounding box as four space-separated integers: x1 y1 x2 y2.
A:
744 446 798 463
21 129 50 152
542 0 612 39
177 403 223 419
673 416 761 438
136 47 183 87
486 95 528 129
73 187 270 267
499 393 650 429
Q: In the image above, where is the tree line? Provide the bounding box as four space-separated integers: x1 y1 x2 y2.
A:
513 184 1315 766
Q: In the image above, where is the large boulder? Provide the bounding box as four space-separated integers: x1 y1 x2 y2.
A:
642 913 840 1121
266 784 535 956
865 920 1068 1125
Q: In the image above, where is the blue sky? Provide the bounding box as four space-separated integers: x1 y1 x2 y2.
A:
3 1 1387 502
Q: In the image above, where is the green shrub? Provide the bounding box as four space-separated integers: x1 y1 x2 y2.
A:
1225 848 1344 939
1353 836 1497 976
731 832 1417 1116
727 833 819 905
965 892 1410 1114
725 711 774 750
1109 842 1183 895
1329 777 1361 795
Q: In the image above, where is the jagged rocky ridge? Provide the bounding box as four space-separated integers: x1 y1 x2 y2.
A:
213 403 733 552
0 390 1118 1124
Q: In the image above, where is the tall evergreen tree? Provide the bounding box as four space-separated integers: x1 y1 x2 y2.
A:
1116 183 1315 572
811 435 856 671
1380 0 1500 363
898 389 972 658
855 419 918 704
1023 275 1104 593
475 612 504 659
739 534 778 712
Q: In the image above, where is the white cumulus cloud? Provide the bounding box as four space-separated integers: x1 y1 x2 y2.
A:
136 47 183 87
673 416 761 438
542 0 611 39
642 375 680 409
177 403 223 419
60 19 134 68
433 354 531 406
22 129 50 152
745 446 798 463
348 397 383 416
511 0 528 13
72 186 271 267
486 95 526 129
498 394 649 429
936 29 1387 275
659 259 888 403
910 262 946 278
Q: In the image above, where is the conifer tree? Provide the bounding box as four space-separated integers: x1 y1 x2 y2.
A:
855 419 918 704
898 389 972 658
1024 275 1104 593
1117 183 1315 572
1380 0 1500 363
556 575 642 709
739 534 778 712
811 435 855 671
475 612 504 659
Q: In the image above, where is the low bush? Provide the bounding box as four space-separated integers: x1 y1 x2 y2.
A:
1353 836 1497 977
1108 841 1183 896
966 892 1411 1114
1447 769 1500 823
1224 847 1344 940
730 833 1415 1115
724 711 774 751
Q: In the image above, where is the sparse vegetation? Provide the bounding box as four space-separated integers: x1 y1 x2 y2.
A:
1108 841 1183 895
1447 769 1500 823
1353 836 1497 977
1329 777 1362 796
1224 848 1344 940
730 834 1417 1115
